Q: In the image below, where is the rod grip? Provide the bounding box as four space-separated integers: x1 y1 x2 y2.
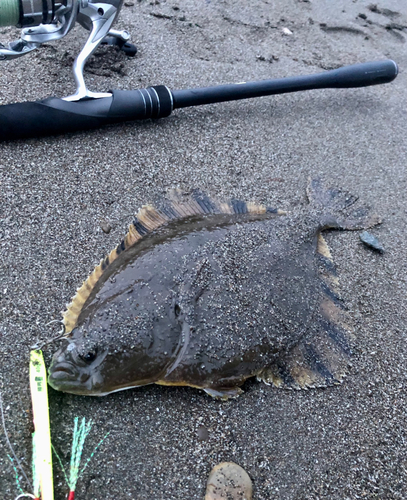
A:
0 87 173 140
0 99 111 140
325 59 398 88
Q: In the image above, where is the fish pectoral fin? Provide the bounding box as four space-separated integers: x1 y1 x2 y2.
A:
204 386 244 400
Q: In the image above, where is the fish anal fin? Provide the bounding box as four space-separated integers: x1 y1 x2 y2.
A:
320 297 352 339
258 210 354 390
317 233 340 295
256 372 284 388
317 233 333 260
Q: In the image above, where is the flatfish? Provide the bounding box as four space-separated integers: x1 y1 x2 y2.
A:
48 179 379 398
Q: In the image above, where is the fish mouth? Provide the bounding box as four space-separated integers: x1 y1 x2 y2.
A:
48 360 91 393
49 361 78 380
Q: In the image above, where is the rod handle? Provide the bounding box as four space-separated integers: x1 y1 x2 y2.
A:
0 87 173 140
323 59 398 88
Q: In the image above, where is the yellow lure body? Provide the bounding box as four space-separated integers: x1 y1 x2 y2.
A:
30 350 54 500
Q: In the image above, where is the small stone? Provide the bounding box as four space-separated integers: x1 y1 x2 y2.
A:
124 1 134 6
197 425 209 441
282 27 293 35
368 4 380 14
205 462 252 500
360 231 384 253
100 220 112 234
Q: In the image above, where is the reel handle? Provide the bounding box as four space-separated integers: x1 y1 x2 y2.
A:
0 60 398 141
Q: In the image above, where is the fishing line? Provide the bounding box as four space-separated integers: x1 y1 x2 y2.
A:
0 392 32 490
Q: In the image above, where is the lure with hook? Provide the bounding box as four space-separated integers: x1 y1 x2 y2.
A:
30 350 54 500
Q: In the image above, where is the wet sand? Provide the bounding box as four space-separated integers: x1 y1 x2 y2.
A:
1 1 407 499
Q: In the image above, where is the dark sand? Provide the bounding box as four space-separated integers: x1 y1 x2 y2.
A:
1 1 407 499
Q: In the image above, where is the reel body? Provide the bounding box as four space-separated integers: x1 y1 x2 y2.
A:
0 0 134 100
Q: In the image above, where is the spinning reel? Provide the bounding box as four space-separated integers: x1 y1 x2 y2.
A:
0 0 136 100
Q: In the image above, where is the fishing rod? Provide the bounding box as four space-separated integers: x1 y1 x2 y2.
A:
0 0 398 140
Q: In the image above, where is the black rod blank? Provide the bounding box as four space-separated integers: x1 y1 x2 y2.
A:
172 60 398 109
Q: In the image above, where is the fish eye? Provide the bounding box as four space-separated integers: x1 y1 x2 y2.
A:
174 304 181 317
79 350 97 363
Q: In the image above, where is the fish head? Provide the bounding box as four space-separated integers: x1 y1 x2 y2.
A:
48 313 179 396
48 333 109 395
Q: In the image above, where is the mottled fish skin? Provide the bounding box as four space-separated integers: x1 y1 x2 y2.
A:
49 214 286 395
48 182 380 397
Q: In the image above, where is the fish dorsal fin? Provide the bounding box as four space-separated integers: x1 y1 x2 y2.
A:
62 190 284 334
258 231 352 390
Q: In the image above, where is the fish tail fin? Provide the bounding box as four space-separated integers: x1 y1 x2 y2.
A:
307 178 381 230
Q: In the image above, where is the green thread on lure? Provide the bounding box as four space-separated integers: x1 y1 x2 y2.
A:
2 391 41 500
78 428 110 478
7 454 36 499
69 417 93 493
3 410 108 500
52 417 110 499
51 444 70 486
1 392 32 491
4 358 110 500
7 454 25 495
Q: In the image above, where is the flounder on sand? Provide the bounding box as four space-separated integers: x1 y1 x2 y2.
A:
48 179 379 398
